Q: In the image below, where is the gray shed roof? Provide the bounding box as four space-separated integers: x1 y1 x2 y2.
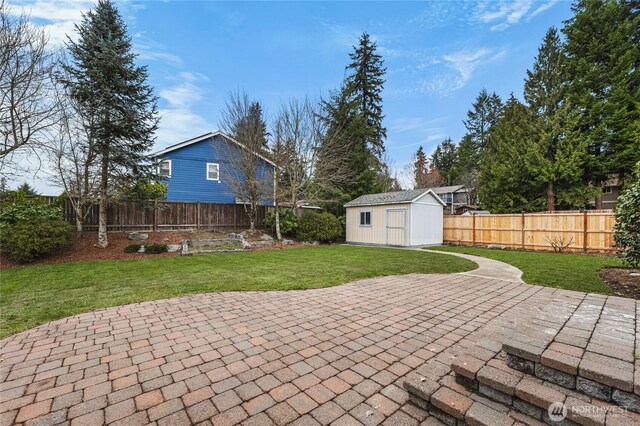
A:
344 189 445 207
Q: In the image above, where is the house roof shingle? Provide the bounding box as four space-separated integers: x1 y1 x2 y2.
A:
430 185 465 194
344 189 444 207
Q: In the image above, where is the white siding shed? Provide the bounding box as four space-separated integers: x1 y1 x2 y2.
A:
344 189 445 247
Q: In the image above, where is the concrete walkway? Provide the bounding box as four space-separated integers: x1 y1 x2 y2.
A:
423 248 524 283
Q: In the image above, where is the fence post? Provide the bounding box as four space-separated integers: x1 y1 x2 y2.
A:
583 211 588 252
153 200 158 232
196 202 200 230
521 212 526 250
472 214 476 246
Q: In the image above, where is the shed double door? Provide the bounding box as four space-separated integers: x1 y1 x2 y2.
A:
386 208 407 246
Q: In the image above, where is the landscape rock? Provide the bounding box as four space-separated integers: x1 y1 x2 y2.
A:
282 239 294 245
128 232 148 241
228 233 245 240
260 234 274 241
167 244 181 253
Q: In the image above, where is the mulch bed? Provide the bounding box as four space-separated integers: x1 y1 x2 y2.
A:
0 229 302 269
598 267 640 299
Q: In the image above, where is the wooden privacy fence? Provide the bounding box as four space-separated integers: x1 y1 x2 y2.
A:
443 211 616 253
50 199 267 231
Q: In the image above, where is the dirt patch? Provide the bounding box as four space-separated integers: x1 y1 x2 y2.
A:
1 229 301 269
599 267 640 299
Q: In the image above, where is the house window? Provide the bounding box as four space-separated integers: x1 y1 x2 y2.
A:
158 160 171 178
206 163 220 181
603 186 612 194
359 211 371 226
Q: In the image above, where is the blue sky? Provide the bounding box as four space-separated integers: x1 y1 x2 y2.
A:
15 0 573 192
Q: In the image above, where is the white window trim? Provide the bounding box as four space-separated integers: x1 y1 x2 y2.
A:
206 162 220 182
359 210 372 227
158 159 171 178
603 186 612 194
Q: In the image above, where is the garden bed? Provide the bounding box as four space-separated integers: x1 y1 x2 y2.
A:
598 267 640 299
0 229 294 268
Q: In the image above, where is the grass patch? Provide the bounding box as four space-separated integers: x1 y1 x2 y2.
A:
0 245 475 338
431 245 621 295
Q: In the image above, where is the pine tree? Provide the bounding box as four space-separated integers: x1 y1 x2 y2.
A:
431 138 459 185
523 27 590 211
318 32 388 212
458 89 503 177
64 0 158 247
345 32 387 159
413 146 427 188
480 97 545 213
563 0 640 208
244 102 268 148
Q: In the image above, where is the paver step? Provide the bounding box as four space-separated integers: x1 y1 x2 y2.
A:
403 368 544 425
503 339 640 414
451 354 640 426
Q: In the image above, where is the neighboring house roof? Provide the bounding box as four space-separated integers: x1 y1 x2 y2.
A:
149 131 276 167
344 189 446 207
431 185 466 194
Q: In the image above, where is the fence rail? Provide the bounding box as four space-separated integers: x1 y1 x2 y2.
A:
443 211 615 253
42 198 266 231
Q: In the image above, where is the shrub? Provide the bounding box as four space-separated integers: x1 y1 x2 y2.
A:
0 198 64 223
0 197 73 263
124 244 142 253
264 209 298 236
297 212 342 243
1 220 73 263
144 243 168 254
613 164 640 267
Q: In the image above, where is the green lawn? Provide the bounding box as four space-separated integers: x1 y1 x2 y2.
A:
0 245 475 338
431 245 621 295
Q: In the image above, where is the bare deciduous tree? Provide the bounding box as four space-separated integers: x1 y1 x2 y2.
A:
220 91 274 232
48 81 99 232
271 97 351 213
0 0 59 174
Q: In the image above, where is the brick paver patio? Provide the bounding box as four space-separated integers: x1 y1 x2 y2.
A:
0 273 637 425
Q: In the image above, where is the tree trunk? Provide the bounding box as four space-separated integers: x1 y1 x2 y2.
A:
97 192 108 247
275 208 282 240
546 181 555 212
96 152 109 248
75 213 83 233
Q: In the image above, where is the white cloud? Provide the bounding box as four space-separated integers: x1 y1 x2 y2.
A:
443 47 506 88
472 0 558 31
154 73 213 150
10 0 93 45
390 117 446 134
159 82 206 109
528 0 560 21
154 107 213 151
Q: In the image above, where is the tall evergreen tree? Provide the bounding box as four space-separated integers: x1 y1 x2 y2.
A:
344 32 387 159
459 89 503 175
562 0 640 208
244 102 268 148
523 27 590 211
318 32 387 212
431 138 459 185
413 146 428 188
480 97 545 213
64 0 158 247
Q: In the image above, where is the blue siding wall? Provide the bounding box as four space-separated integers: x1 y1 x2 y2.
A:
160 135 274 205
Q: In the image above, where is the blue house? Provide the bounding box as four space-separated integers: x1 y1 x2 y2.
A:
150 131 275 205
